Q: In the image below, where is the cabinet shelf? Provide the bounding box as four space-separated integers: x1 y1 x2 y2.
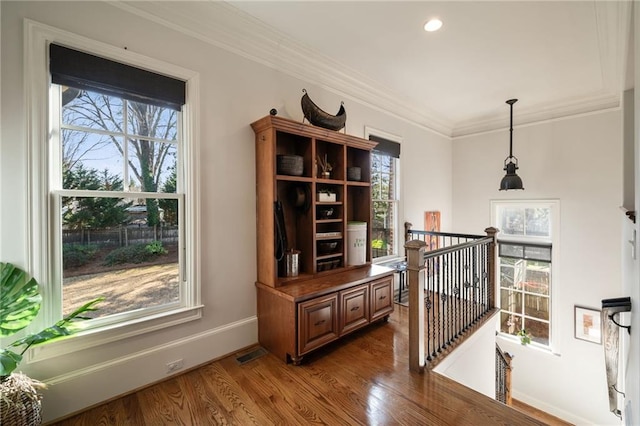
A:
316 235 343 240
347 181 370 187
317 253 343 261
317 178 344 184
316 219 342 224
277 175 313 183
253 114 374 287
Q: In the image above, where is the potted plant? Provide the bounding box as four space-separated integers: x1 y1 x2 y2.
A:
517 328 532 345
0 262 102 425
317 154 332 179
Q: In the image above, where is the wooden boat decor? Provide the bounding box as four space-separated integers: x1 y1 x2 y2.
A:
301 89 346 131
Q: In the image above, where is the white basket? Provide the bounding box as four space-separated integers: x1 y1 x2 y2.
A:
317 192 336 202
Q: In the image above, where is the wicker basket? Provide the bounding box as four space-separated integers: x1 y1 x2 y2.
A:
277 155 304 176
347 166 361 181
0 374 43 426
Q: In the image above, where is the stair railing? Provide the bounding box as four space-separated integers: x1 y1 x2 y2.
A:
496 343 513 405
404 222 498 371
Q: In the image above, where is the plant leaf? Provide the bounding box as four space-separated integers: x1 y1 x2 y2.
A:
10 297 104 349
0 349 22 376
0 262 41 338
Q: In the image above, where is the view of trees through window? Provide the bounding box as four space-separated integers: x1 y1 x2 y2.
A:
58 86 181 319
371 151 397 259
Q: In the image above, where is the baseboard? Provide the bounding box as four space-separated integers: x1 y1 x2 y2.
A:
511 391 591 425
41 316 257 423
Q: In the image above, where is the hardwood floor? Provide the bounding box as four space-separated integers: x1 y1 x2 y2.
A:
48 305 557 426
512 399 573 426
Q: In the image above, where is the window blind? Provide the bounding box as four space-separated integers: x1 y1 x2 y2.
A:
369 134 401 158
49 43 185 110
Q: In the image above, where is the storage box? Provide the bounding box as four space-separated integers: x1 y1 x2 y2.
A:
317 192 336 202
347 221 367 266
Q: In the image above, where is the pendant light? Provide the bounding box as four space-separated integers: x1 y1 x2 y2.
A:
499 99 524 191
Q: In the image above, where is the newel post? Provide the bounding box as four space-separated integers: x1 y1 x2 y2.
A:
484 227 499 310
405 239 427 372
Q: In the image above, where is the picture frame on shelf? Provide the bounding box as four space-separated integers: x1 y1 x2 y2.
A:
574 305 602 344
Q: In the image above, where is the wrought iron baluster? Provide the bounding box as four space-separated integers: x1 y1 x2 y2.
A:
482 242 488 315
464 247 470 330
425 251 431 361
452 252 457 343
444 254 450 347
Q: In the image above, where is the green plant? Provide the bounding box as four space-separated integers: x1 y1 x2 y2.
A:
103 244 152 266
0 262 102 376
62 243 98 268
145 240 168 255
517 328 532 345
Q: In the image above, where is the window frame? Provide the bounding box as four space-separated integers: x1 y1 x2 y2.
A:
365 127 402 263
491 199 560 353
24 20 202 361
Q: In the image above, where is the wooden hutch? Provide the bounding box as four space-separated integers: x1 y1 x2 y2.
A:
252 115 394 364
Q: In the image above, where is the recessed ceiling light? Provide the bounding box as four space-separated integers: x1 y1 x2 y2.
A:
424 19 443 32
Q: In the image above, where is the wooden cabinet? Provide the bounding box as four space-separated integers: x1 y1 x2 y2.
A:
253 115 394 364
370 277 394 322
298 294 339 355
252 115 375 286
339 284 369 335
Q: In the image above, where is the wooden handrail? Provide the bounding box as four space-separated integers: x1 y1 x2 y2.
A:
405 225 499 371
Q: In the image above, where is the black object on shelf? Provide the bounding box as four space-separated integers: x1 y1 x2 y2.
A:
602 297 632 333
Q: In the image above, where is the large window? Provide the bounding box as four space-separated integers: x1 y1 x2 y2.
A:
368 133 401 261
26 25 200 348
493 201 558 348
54 85 182 321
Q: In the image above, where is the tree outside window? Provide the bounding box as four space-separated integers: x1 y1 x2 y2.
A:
57 87 182 319
371 151 398 259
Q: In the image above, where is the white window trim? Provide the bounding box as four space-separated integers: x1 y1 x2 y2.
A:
24 19 202 360
491 199 561 354
364 126 403 263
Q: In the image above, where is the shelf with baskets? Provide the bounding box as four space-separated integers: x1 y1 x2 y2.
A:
253 115 375 286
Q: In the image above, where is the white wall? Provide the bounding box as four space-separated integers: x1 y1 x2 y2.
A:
0 2 452 422
433 317 497 399
452 110 623 425
622 7 640 425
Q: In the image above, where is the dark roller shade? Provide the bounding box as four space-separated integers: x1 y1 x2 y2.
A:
369 134 401 158
50 43 185 111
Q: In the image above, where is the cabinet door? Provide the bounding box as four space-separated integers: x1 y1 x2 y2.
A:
339 284 369 335
298 294 339 355
370 277 394 321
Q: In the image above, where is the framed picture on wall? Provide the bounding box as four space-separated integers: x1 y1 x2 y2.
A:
574 305 602 344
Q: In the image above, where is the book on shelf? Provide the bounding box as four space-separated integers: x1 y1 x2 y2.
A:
316 231 342 238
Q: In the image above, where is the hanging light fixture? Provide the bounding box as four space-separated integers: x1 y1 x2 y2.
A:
499 98 524 191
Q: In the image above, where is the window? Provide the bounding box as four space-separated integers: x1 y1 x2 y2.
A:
54 85 183 321
368 132 401 261
493 201 558 348
26 23 200 348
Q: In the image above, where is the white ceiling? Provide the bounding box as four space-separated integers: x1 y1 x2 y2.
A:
117 1 633 137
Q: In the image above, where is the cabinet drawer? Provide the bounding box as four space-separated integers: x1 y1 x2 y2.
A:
298 294 339 355
370 276 394 321
339 284 369 335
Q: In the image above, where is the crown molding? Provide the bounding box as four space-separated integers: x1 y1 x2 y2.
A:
111 1 454 137
111 1 629 139
452 92 621 138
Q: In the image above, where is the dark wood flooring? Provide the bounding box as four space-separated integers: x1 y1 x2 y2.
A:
48 304 568 425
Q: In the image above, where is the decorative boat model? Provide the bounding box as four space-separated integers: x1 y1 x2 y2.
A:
300 89 346 131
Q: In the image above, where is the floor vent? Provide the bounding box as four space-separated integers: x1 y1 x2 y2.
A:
236 347 268 365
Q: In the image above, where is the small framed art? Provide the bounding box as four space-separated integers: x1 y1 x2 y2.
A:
574 305 602 344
